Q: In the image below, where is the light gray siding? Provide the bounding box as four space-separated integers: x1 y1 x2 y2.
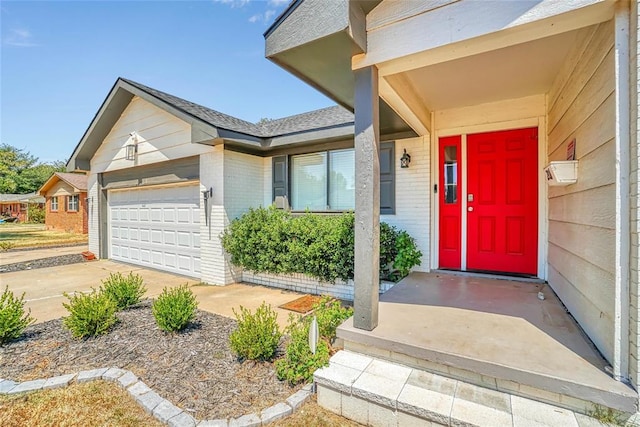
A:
546 20 616 364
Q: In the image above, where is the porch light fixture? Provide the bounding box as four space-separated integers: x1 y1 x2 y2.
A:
125 131 138 161
400 149 411 168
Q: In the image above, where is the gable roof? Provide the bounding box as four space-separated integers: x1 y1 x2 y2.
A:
120 78 354 138
39 172 88 196
67 78 358 171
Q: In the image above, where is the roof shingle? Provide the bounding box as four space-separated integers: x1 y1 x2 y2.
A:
121 78 353 138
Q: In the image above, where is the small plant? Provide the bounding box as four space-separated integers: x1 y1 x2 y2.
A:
276 314 330 385
229 302 282 361
312 296 353 342
152 284 198 332
0 286 35 345
0 241 15 252
100 272 146 310
62 290 117 339
587 405 624 426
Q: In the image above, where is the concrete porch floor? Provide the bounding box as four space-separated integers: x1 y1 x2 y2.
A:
337 272 638 413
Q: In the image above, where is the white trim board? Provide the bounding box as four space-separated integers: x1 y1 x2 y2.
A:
431 116 547 280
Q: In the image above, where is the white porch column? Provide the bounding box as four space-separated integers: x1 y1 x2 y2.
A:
614 0 631 383
353 65 380 331
627 0 640 391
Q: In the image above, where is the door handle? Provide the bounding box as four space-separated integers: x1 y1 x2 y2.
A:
468 207 474 212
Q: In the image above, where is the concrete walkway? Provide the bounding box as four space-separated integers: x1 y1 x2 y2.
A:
1 259 305 328
0 244 89 266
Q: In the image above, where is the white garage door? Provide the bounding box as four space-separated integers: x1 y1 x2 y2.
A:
109 184 201 277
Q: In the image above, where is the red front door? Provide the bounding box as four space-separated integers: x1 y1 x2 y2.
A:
467 127 538 275
438 136 462 269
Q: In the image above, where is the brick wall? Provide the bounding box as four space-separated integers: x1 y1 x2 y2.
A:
45 192 88 234
242 271 395 301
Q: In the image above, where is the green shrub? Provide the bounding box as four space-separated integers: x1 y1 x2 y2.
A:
276 315 330 385
0 241 15 252
152 285 198 332
229 302 282 361
100 272 146 310
27 204 45 223
393 231 423 279
62 290 117 339
313 296 353 342
221 207 422 283
0 286 35 345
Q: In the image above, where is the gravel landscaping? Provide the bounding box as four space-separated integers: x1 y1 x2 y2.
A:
0 254 87 273
0 300 299 420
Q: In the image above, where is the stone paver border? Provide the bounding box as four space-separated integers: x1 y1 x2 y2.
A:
0 368 313 426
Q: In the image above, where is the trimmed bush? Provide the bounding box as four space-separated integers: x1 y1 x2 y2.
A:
276 314 330 385
229 302 282 361
152 285 198 332
313 296 353 342
221 206 422 283
62 290 117 339
27 204 45 223
100 272 146 310
0 286 35 345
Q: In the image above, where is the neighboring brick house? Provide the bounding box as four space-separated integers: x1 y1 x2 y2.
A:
0 193 45 222
38 172 88 234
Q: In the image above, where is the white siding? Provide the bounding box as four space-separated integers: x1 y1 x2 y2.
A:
87 173 99 256
199 146 229 285
359 0 611 74
628 0 640 389
546 20 616 364
224 150 265 220
434 95 546 132
199 148 264 286
90 96 210 174
382 136 430 272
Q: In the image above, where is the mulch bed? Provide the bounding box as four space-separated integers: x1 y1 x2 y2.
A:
0 300 298 420
0 254 87 273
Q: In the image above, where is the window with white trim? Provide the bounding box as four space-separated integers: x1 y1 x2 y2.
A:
291 149 355 211
51 196 58 212
67 195 79 211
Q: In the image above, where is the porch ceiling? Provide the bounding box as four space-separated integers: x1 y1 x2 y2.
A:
390 26 592 112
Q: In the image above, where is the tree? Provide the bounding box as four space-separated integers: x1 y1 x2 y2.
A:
0 144 66 194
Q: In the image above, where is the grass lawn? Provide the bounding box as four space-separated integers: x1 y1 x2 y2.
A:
0 223 87 250
0 382 362 427
0 381 163 427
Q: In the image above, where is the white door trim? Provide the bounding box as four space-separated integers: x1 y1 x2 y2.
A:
431 116 547 279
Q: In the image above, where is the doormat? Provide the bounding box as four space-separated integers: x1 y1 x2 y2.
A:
279 295 323 314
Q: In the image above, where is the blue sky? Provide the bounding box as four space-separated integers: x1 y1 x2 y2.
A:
1 0 333 164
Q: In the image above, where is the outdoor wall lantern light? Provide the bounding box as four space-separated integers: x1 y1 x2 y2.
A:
125 131 138 161
400 149 411 168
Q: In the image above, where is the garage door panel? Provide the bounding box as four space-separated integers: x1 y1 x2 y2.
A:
109 184 200 277
150 209 162 222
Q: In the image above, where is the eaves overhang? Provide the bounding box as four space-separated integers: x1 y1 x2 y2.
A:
264 0 415 138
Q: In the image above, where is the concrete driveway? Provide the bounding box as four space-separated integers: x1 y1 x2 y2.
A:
0 244 89 266
1 260 305 328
